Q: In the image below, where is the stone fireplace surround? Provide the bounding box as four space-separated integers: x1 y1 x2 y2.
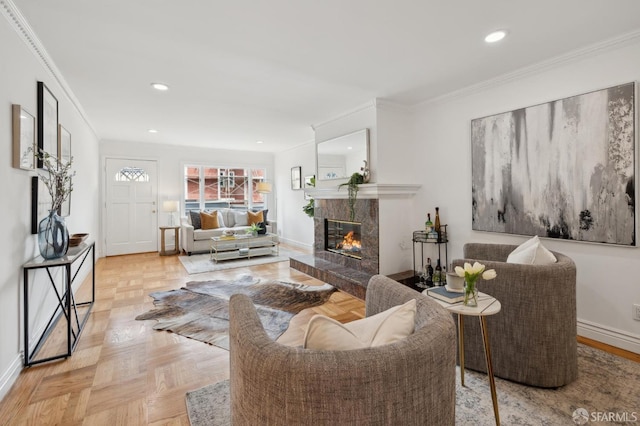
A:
290 183 420 299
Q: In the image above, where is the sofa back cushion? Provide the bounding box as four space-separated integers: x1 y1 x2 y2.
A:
234 211 248 226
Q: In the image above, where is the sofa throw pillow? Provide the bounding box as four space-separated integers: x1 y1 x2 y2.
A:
200 211 220 230
248 210 263 226
303 299 416 350
251 208 269 224
189 211 202 230
507 235 557 265
234 211 248 226
256 222 267 234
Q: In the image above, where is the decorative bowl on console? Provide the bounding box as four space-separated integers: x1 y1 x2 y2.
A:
69 233 89 247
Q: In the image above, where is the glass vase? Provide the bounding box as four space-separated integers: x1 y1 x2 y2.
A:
38 210 69 260
463 279 478 307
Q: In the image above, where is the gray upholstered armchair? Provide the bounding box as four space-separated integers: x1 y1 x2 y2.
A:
228 275 457 426
452 242 578 388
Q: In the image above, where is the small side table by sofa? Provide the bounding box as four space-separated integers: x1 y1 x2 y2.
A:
425 290 501 426
159 226 180 256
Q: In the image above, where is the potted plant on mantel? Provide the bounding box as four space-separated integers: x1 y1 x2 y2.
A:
339 160 370 222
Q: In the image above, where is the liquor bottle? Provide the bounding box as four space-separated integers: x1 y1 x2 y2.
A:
426 258 434 285
425 213 433 234
434 207 441 241
434 258 442 285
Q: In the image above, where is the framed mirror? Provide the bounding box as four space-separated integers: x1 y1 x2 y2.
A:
316 129 369 181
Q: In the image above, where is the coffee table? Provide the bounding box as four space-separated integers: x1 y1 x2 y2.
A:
424 290 501 426
210 233 279 263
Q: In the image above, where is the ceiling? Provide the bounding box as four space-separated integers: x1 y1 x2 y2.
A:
11 0 640 153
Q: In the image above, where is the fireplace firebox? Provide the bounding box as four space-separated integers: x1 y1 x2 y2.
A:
325 219 362 259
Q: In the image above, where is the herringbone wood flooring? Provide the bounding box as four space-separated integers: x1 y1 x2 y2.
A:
1 248 636 425
0 247 365 425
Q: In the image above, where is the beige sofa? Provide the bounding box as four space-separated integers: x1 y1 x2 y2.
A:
180 209 276 255
229 274 457 425
452 242 578 388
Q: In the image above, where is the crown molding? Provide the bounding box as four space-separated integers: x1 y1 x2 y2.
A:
311 100 376 131
415 29 640 109
1 0 99 139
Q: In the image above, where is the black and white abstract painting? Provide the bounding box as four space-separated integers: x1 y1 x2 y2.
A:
471 83 635 246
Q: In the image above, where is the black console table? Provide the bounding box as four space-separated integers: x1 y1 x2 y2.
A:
22 241 95 366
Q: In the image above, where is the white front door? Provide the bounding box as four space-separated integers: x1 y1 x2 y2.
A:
105 158 158 256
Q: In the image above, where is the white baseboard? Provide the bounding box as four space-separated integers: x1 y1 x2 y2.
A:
0 354 23 402
578 319 640 354
279 237 313 251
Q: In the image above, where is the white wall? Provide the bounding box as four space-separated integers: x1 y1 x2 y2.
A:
411 37 640 353
100 140 275 251
0 17 100 398
274 142 315 248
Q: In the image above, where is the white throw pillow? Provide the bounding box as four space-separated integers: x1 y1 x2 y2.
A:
507 235 557 265
303 299 416 350
234 211 248 226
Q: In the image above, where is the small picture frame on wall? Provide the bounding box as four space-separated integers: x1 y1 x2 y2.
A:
58 125 72 217
12 104 36 170
291 166 302 190
37 81 58 169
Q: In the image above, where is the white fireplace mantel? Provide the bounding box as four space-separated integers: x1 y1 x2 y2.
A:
304 183 421 199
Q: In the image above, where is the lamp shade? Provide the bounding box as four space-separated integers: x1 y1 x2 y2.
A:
256 182 272 194
162 200 179 213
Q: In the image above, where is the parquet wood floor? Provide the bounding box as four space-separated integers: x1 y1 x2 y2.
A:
1 248 635 425
0 246 364 425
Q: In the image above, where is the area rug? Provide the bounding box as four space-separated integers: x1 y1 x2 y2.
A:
178 246 307 274
185 344 640 425
136 274 335 350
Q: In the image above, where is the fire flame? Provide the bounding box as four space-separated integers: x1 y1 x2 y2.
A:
337 231 362 251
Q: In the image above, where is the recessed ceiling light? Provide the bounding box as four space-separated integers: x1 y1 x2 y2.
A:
256 140 264 144
485 30 507 43
151 82 169 91
347 146 353 150
148 129 158 133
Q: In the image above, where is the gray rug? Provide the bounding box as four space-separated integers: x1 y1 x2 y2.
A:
136 274 335 350
185 344 640 425
178 247 307 274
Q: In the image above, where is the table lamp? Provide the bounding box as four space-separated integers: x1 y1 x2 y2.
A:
162 200 179 226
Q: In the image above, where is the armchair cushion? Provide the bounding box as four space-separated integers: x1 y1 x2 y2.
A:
506 235 557 265
303 299 416 350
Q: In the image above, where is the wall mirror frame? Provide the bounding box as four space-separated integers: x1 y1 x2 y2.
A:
316 128 369 181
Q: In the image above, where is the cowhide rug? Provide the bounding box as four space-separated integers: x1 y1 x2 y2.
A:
136 275 336 350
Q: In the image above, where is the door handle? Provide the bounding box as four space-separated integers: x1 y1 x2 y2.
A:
152 210 156 213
